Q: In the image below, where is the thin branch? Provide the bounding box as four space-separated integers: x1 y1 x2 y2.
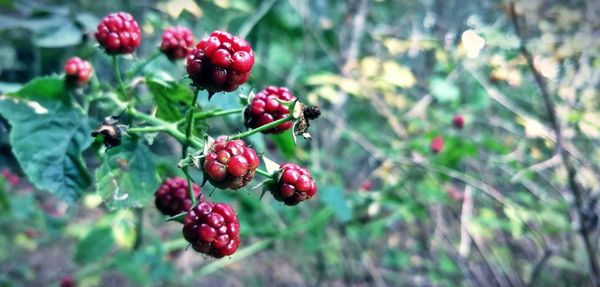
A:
509 3 599 285
527 249 553 287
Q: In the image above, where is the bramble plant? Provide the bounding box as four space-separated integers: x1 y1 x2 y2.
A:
0 11 321 260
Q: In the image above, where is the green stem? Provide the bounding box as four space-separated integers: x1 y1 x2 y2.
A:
127 106 203 149
176 108 244 126
127 126 167 133
255 168 273 178
126 51 161 79
182 90 201 205
134 208 143 250
112 56 126 99
229 116 294 140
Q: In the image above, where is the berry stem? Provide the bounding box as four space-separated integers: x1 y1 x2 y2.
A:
229 115 294 140
175 108 244 126
255 168 273 178
126 106 203 148
134 208 143 250
127 126 167 133
182 89 201 205
112 55 127 100
126 51 161 79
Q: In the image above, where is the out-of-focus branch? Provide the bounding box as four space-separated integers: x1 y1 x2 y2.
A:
527 249 553 287
509 3 600 285
459 185 474 257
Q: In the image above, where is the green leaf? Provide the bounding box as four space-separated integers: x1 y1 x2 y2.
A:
114 253 148 285
319 185 352 222
34 22 82 48
430 77 460 103
10 76 69 105
96 139 158 210
271 129 295 160
146 77 193 121
0 78 92 202
75 226 114 265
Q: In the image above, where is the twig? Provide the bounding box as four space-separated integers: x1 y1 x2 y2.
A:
527 249 553 287
509 3 599 285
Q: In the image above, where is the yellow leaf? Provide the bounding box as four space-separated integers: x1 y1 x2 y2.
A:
517 116 546 138
360 57 381 78
157 0 203 18
383 38 411 55
382 61 416 88
579 113 600 137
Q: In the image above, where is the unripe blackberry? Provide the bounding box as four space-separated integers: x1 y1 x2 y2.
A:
95 12 142 55
453 114 465 129
244 86 296 134
64 57 93 87
431 136 444 154
186 31 254 94
160 26 194 60
271 163 317 206
182 202 241 258
60 276 75 287
1 169 20 187
155 177 204 216
203 136 260 189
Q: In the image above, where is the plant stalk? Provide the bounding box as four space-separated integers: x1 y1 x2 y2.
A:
112 56 127 100
229 116 294 140
182 90 201 205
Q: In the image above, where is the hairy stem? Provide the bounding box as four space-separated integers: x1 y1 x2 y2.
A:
127 106 202 148
182 90 201 205
112 56 127 99
229 116 294 140
127 126 167 133
134 208 143 250
175 108 244 126
126 51 161 79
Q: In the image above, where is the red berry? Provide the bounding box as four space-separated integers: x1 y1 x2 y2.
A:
186 31 255 94
1 169 20 187
60 276 76 287
154 177 204 216
64 57 93 87
203 137 260 189
360 180 373 191
182 202 240 258
431 136 444 154
244 86 296 134
270 163 317 205
95 12 142 55
453 114 465 129
160 26 194 60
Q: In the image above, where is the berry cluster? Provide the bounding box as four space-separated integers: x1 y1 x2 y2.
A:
182 202 240 258
95 12 142 55
186 31 255 93
270 163 317 205
154 177 204 216
160 26 194 60
64 57 93 87
88 12 320 259
244 86 296 134
203 136 260 190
